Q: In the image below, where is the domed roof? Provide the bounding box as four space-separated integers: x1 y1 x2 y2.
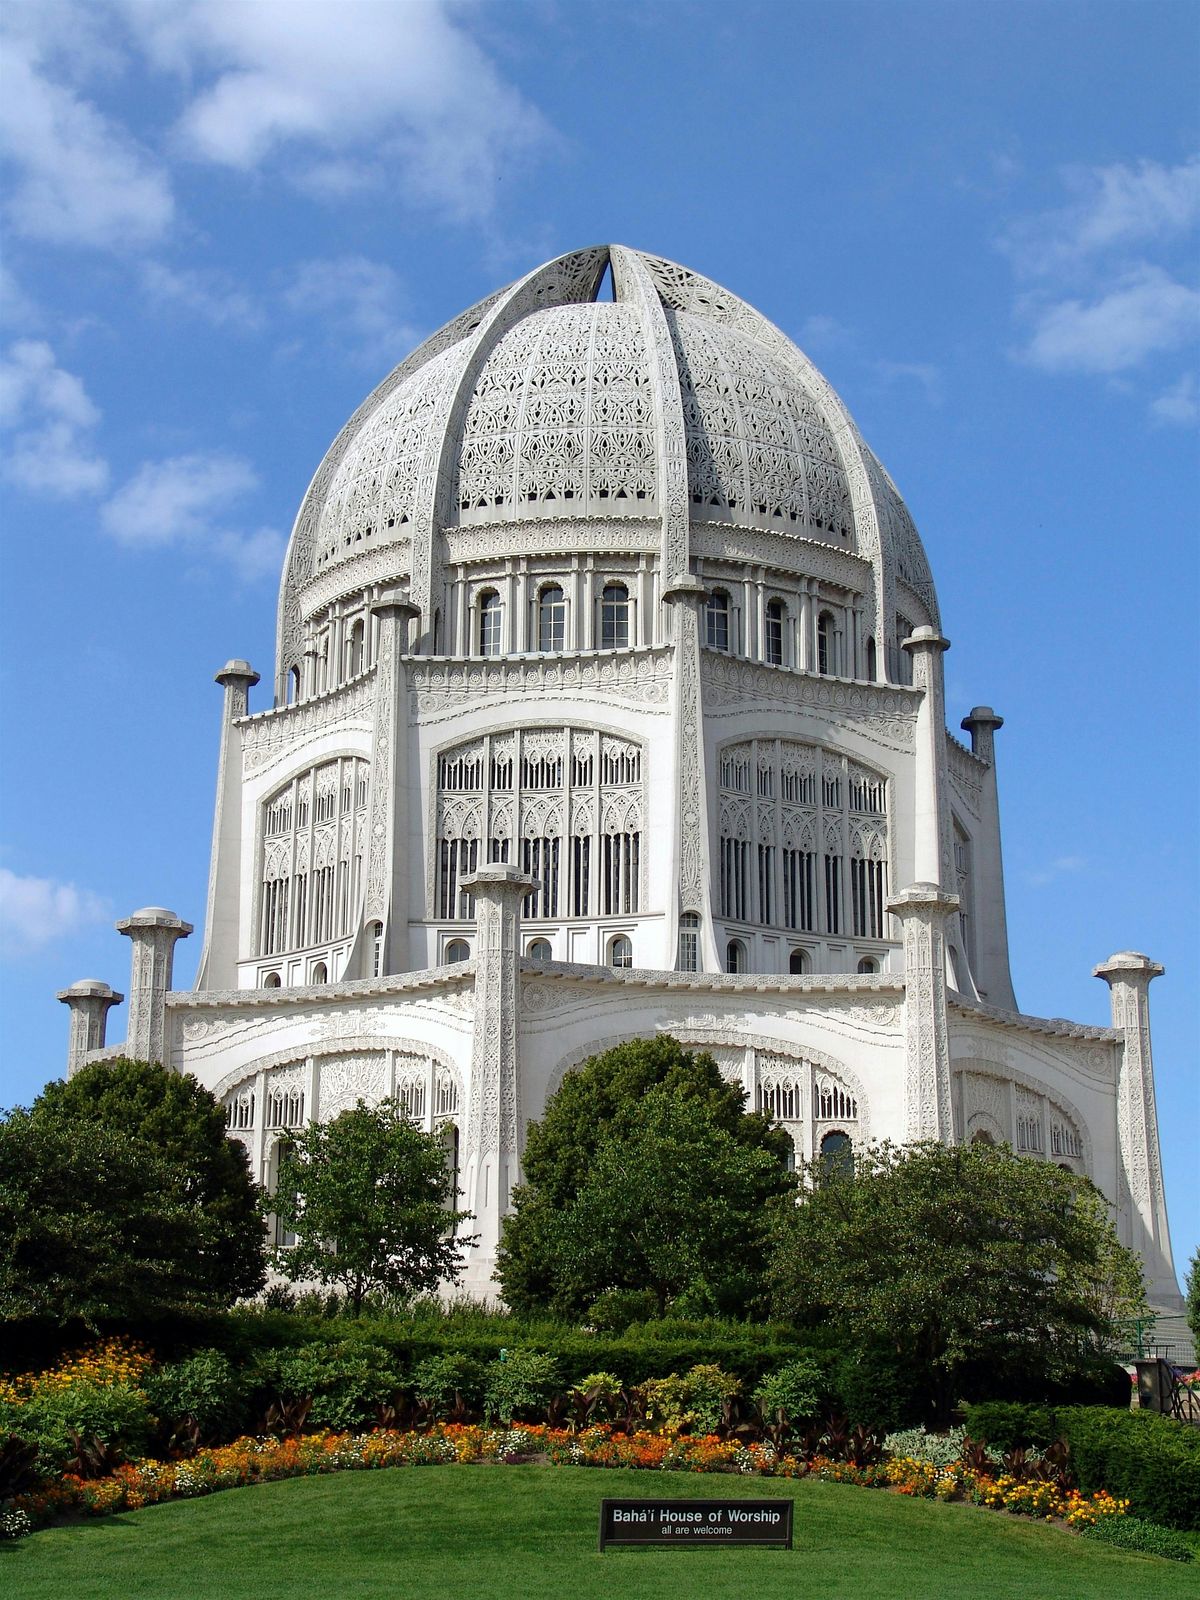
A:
278 246 937 671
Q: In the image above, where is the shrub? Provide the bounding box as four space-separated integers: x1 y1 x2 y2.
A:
642 1364 741 1434
6 1379 152 1476
963 1401 1057 1451
1056 1406 1200 1531
832 1343 923 1434
144 1350 249 1445
588 1288 658 1331
265 1342 401 1432
483 1349 561 1424
410 1353 484 1419
753 1357 824 1438
882 1425 999 1469
1081 1515 1194 1562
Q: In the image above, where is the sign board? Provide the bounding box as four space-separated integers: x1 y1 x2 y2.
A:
599 1498 793 1550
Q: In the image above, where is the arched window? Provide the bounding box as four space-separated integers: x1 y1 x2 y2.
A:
311 961 328 984
347 619 365 677
433 609 442 654
609 934 633 969
971 1129 996 1146
263 971 281 988
857 956 879 974
528 938 552 962
600 584 629 649
705 589 731 651
538 586 566 652
726 938 746 973
947 947 961 990
369 920 384 979
817 612 836 676
819 1129 853 1180
287 665 300 704
866 636 877 681
765 598 785 665
478 591 502 657
788 948 808 975
677 911 700 973
445 939 471 963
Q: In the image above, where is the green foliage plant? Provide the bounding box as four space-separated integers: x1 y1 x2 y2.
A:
753 1356 824 1441
963 1402 1058 1452
410 1353 484 1420
641 1364 741 1434
266 1341 400 1432
1081 1515 1194 1562
771 1140 1146 1427
144 1351 249 1445
4 1379 152 1477
1055 1406 1200 1530
482 1349 561 1424
273 1097 473 1314
1186 1247 1199 1349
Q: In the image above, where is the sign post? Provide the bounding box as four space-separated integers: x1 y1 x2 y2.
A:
599 1498 793 1550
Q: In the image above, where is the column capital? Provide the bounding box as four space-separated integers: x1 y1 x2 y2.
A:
462 866 538 900
901 625 950 655
1094 950 1164 984
887 882 961 917
661 576 706 603
371 585 421 622
116 906 193 939
960 704 1003 762
57 977 123 1006
57 978 124 1076
214 658 260 691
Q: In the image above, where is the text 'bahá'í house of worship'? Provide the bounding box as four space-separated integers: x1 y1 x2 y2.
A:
57 245 1182 1313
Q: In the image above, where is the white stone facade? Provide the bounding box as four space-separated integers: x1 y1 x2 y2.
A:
60 246 1181 1311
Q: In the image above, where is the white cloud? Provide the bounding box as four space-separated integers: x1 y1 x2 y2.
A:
0 866 109 956
872 358 944 405
140 261 261 329
1024 855 1087 889
1005 155 1200 277
0 31 172 249
283 256 418 359
101 451 282 579
120 0 550 221
798 314 851 351
0 264 40 330
1019 266 1200 375
0 338 109 496
1150 372 1199 426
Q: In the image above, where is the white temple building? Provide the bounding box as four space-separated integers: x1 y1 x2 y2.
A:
58 245 1182 1312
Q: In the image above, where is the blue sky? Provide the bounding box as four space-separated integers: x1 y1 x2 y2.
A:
1 0 1196 1282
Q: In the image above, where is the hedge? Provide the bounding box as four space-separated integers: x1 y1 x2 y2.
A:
965 1401 1200 1531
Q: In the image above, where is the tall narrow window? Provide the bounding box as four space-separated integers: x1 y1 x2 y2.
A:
765 599 785 665
782 847 816 931
817 611 835 676
347 619 365 677
478 591 501 656
600 584 629 649
788 948 808 975
677 911 700 972
705 589 731 651
609 935 633 970
719 836 749 921
369 920 383 978
538 586 566 652
823 852 842 934
602 832 640 914
726 938 746 973
522 836 560 918
865 636 877 681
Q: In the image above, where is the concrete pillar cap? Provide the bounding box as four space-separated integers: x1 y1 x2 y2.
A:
462 866 539 896
962 705 1003 731
57 979 123 1003
1094 951 1164 981
116 908 194 935
215 659 259 688
901 626 950 653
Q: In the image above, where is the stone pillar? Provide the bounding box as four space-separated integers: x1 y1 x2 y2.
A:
903 627 952 888
197 659 259 991
116 907 192 1066
664 579 718 971
365 588 418 976
1094 952 1181 1308
57 979 123 1077
887 883 960 1142
960 706 1017 1010
460 866 536 1294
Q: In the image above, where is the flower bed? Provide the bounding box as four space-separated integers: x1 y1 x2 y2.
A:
5 1423 1129 1538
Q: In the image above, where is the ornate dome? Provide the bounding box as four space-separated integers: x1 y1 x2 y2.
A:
277 246 937 671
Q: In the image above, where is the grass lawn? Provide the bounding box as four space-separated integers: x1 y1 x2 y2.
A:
3 1466 1195 1600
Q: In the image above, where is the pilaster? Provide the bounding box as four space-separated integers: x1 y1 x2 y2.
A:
197 659 259 990
888 883 959 1141
115 907 192 1066
664 579 718 970
56 979 123 1076
1093 951 1181 1308
460 866 536 1294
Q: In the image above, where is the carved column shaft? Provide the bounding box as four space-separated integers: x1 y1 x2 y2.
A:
461 867 535 1288
116 909 192 1066
56 980 123 1077
366 592 415 973
197 660 259 991
665 583 716 969
1094 952 1179 1305
888 884 959 1142
903 627 952 889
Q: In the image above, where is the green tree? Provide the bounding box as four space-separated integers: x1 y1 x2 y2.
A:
29 1057 267 1307
273 1098 469 1313
770 1140 1147 1426
496 1037 794 1319
1186 1247 1200 1349
0 1110 217 1326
